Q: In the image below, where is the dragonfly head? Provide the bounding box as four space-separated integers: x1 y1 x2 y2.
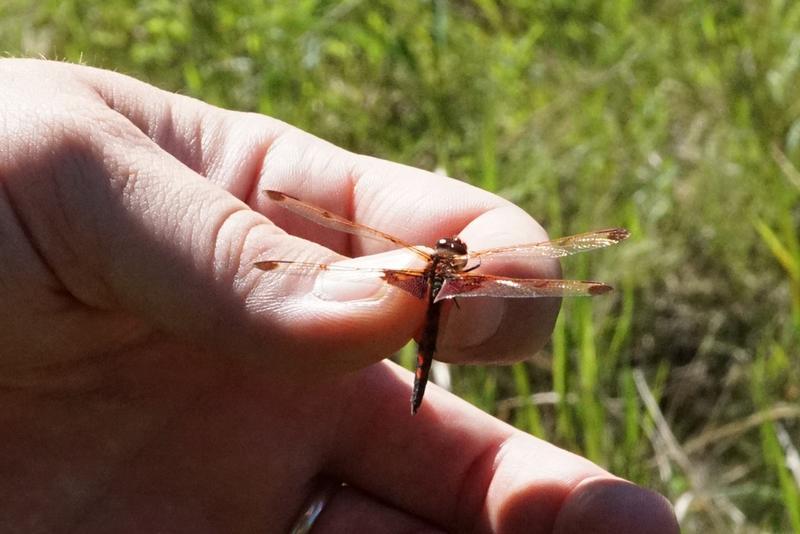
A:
436 237 469 270
435 237 468 256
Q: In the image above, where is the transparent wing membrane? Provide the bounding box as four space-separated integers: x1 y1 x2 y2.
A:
468 228 629 261
265 190 432 260
255 260 430 300
435 275 611 302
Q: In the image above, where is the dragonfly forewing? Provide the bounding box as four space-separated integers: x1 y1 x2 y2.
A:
469 228 629 261
266 191 432 261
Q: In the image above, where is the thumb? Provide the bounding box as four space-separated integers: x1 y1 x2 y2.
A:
7 100 420 379
100 134 423 376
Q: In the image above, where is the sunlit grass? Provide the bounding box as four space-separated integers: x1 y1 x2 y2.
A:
3 0 800 530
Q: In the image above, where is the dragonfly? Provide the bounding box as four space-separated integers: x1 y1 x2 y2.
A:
255 190 629 415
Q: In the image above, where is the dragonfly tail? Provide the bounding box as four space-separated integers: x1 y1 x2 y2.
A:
411 351 433 415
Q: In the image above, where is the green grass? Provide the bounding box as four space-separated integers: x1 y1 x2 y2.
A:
3 0 800 531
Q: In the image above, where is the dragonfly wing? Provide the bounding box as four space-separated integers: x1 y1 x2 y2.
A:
468 228 629 261
265 191 432 260
255 260 429 300
434 274 612 302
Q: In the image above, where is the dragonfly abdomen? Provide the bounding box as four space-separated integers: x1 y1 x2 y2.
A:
411 298 442 415
410 261 447 415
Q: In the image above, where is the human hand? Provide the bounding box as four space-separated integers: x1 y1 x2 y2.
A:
0 59 678 533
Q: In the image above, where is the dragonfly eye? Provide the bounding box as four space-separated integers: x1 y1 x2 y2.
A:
436 237 468 255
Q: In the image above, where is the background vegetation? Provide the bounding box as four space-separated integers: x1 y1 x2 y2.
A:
3 0 799 531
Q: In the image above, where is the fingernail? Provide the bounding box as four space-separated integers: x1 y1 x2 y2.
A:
313 249 426 302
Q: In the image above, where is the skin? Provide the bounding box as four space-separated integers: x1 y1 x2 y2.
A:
0 59 679 533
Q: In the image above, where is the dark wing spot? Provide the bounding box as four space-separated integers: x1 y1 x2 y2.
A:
255 261 279 271
609 228 630 242
588 283 613 295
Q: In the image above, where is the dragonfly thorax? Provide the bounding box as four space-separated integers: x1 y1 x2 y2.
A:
433 237 469 271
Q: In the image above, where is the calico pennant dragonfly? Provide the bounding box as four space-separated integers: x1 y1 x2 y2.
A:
256 190 629 415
